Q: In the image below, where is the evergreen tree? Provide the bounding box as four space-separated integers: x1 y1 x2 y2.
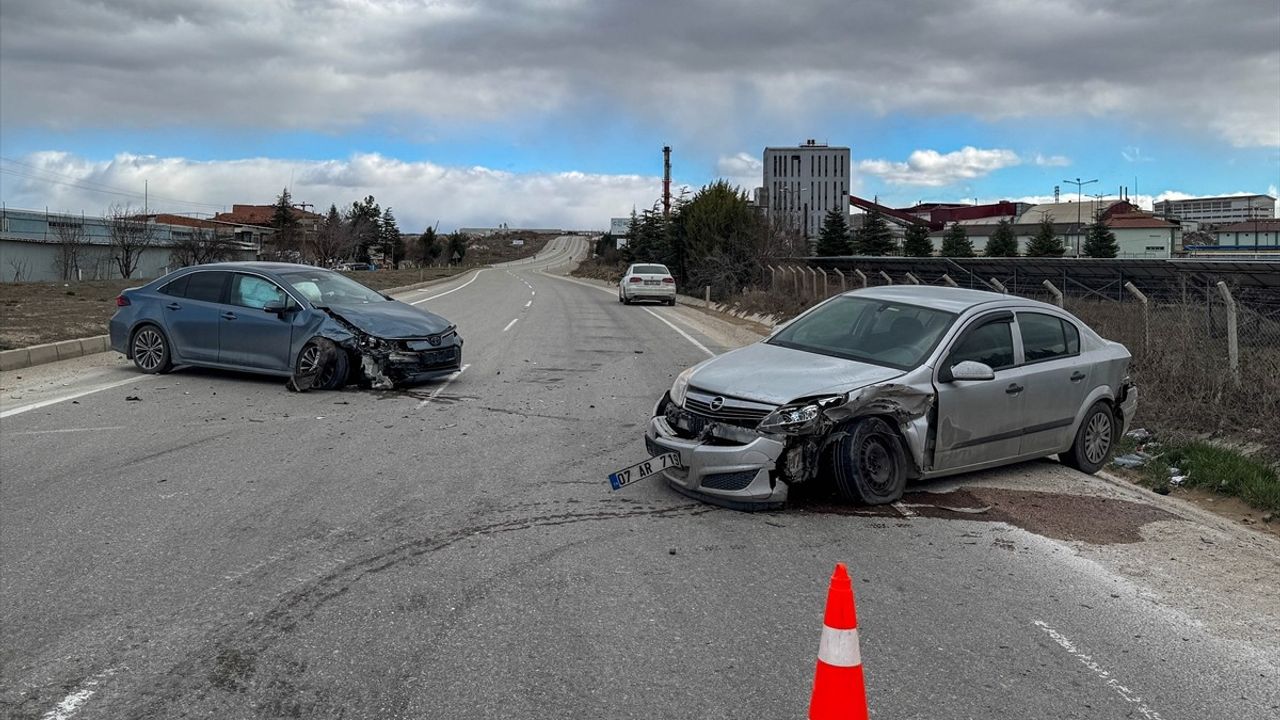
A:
380 207 403 267
346 195 381 263
1026 217 1066 257
856 209 896 255
815 207 852 256
901 223 934 257
446 232 468 264
1082 220 1120 258
940 223 975 257
418 226 441 265
984 218 1019 257
270 187 301 257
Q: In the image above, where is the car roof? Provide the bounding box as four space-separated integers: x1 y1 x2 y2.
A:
180 261 327 274
845 285 1058 314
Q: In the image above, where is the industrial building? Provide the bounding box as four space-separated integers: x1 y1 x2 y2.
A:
762 140 851 240
1153 194 1276 226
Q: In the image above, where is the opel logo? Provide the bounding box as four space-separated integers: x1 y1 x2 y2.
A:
709 396 725 412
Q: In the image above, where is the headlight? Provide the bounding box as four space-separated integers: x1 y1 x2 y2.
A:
758 404 821 434
670 367 695 407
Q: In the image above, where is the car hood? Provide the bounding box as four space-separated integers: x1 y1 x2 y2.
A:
687 342 904 406
322 301 452 339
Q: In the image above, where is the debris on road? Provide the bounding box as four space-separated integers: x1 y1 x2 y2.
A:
125 395 141 402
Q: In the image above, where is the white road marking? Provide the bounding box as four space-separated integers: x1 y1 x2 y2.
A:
410 269 487 305
41 667 120 720
417 364 470 406
10 425 128 436
642 309 715 357
503 318 519 332
0 376 141 419
1032 620 1166 720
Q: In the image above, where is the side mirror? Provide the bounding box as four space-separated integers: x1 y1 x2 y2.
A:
947 360 996 382
263 299 287 314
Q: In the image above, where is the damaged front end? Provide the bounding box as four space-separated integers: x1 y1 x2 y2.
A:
297 306 463 391
646 380 934 510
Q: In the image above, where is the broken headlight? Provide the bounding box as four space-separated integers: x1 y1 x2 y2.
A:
758 396 845 434
670 367 695 408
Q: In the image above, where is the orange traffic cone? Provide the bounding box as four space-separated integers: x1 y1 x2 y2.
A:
809 562 868 720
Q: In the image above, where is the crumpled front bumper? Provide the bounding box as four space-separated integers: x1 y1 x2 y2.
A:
645 415 788 510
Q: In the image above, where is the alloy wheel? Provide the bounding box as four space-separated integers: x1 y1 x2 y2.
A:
1084 412 1113 465
133 329 165 371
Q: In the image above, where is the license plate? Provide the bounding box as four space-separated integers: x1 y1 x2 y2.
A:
644 280 660 285
608 452 681 490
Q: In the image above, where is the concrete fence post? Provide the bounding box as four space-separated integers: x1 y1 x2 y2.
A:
878 270 893 286
834 268 846 293
904 272 921 285
1042 279 1064 307
990 278 1007 294
941 273 958 287
808 267 819 298
820 269 829 297
768 265 778 291
1216 281 1240 383
705 285 711 308
1123 282 1150 354
854 269 868 288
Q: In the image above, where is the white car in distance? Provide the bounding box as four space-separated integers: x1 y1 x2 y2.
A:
619 263 677 306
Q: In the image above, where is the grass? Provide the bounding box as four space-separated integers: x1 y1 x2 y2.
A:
1122 438 1280 514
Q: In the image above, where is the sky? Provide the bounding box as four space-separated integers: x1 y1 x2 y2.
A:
1 0 1278 232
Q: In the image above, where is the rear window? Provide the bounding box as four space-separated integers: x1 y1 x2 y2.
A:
632 264 669 275
159 274 189 297
183 271 228 303
1017 312 1080 362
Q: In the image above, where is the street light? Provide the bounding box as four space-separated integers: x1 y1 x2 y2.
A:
1063 177 1098 256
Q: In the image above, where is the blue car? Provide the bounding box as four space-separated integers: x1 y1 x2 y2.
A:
109 262 463 390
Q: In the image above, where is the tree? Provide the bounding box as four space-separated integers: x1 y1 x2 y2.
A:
380 207 404 267
901 223 934 257
417 226 442 265
106 204 156 278
939 223 975 258
170 225 236 267
1082 220 1119 258
672 181 764 297
855 209 896 255
1026 217 1066 257
446 232 468 264
310 204 350 266
270 188 302 259
51 216 88 280
346 196 382 263
985 218 1019 257
815 207 852 257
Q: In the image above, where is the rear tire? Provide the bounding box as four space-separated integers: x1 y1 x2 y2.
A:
831 417 907 505
130 325 173 374
1061 401 1115 474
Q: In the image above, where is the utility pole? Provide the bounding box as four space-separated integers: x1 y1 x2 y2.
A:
662 146 672 218
1088 192 1109 223
1063 177 1097 256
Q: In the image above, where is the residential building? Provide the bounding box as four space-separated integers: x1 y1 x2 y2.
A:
213 203 324 255
1152 194 1276 226
929 206 1179 258
763 140 851 240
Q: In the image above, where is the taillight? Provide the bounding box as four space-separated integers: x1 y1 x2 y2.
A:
115 295 131 307
628 277 643 283
662 277 675 284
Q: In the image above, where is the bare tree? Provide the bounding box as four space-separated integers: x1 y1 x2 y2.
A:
309 204 350 266
7 257 31 282
51 217 88 280
170 225 237 267
106 204 156 279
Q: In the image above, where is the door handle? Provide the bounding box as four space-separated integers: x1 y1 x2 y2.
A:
221 311 237 320
1070 371 1087 382
1005 383 1024 395
165 302 181 310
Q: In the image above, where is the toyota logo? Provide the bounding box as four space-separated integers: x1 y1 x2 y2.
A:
428 335 441 346
709 397 725 411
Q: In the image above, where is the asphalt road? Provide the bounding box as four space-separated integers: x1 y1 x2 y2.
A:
2 237 1277 719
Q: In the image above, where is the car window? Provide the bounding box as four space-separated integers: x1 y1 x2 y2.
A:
1017 312 1078 362
159 274 189 297
279 269 386 304
230 273 288 309
632 264 668 275
183 271 229 303
768 296 956 369
947 319 1014 370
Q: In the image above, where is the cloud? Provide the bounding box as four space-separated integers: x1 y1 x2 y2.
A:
1033 153 1071 167
1 152 663 231
0 1 1276 147
858 147 1021 187
716 152 764 190
1121 146 1155 163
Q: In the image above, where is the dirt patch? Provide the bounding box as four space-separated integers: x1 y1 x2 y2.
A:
794 487 1176 545
0 278 135 349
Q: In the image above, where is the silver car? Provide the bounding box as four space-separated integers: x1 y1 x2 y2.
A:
645 286 1137 509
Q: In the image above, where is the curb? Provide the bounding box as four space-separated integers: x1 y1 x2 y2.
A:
0 335 111 372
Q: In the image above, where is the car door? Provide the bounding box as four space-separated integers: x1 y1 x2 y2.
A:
160 270 228 363
932 312 1025 472
219 273 298 371
1014 311 1091 456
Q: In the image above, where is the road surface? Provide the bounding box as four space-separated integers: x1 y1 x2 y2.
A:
3 237 1278 719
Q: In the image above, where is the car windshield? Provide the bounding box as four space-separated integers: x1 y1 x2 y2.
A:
768 295 957 369
279 269 387 305
632 264 669 275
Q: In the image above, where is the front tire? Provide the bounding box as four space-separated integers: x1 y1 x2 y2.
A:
831 417 907 504
293 338 349 391
1061 401 1115 474
130 325 173 374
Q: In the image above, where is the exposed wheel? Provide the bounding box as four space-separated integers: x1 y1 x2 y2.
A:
293 338 349 391
130 325 173 374
622 293 632 305
831 417 907 505
1061 401 1114 474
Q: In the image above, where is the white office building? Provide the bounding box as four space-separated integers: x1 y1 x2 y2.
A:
1153 194 1276 226
762 140 851 240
